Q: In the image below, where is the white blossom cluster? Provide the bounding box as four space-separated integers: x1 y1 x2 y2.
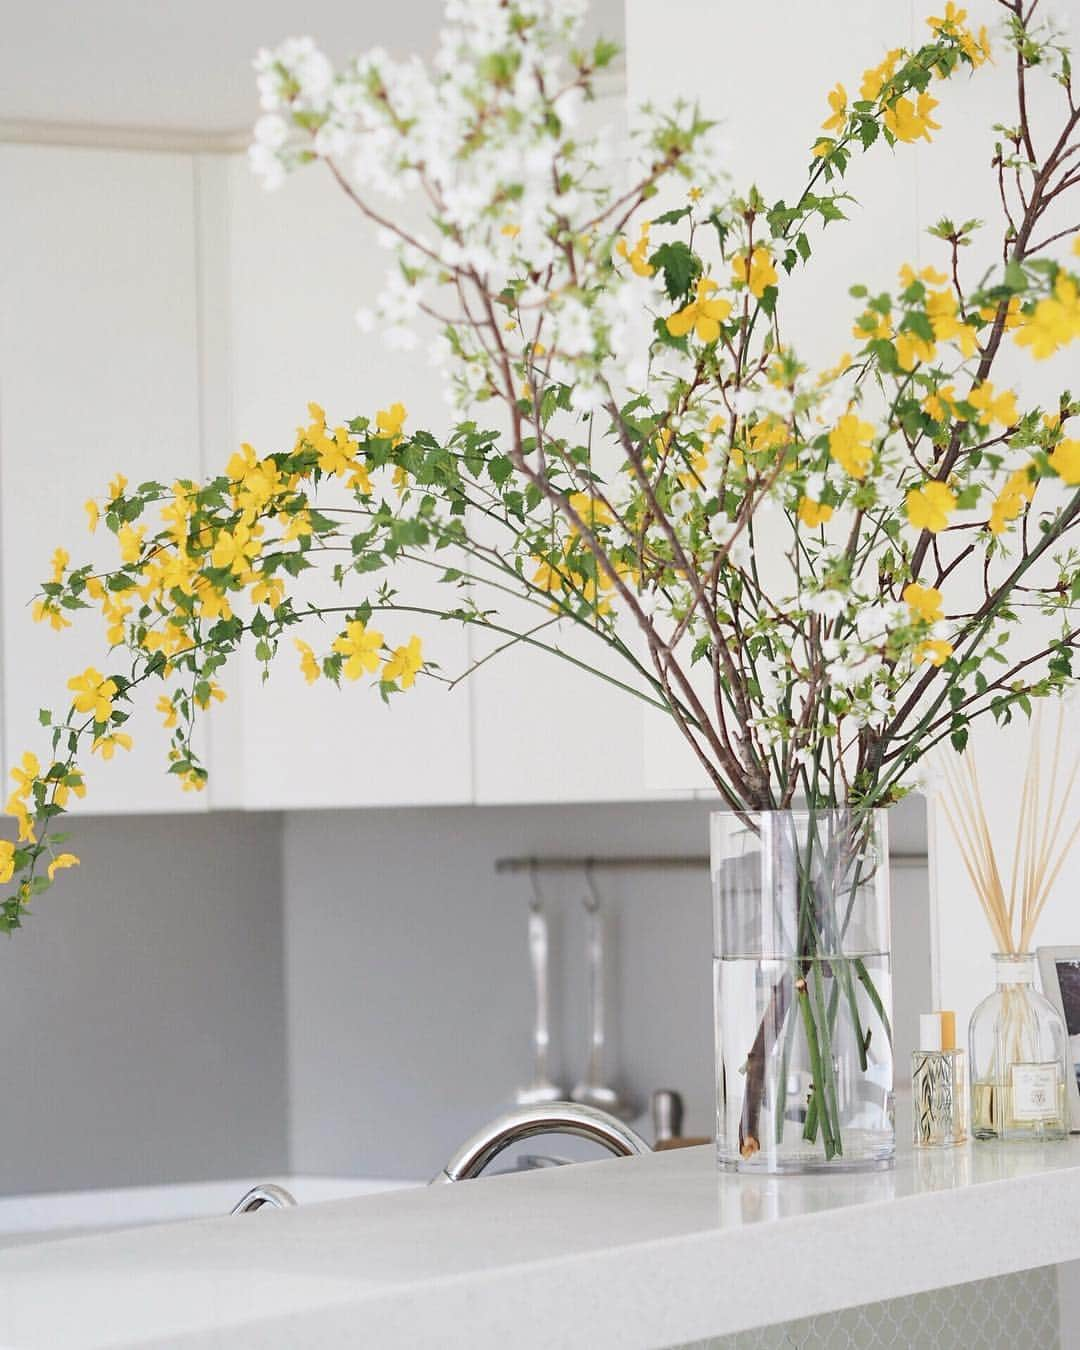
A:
249 0 727 407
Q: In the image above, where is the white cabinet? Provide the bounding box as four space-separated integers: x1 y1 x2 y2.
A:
0 145 207 814
226 164 473 808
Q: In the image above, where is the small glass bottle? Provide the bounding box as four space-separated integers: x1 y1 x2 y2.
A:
912 1011 967 1147
969 953 1069 1142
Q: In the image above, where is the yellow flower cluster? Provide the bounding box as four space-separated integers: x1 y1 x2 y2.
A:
828 413 875 479
1014 274 1080 361
988 466 1035 536
616 223 654 278
312 620 426 689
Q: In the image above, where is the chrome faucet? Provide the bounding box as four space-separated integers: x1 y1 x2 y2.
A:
431 1101 650 1183
230 1183 298 1214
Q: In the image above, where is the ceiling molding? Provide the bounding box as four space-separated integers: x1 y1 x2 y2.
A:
0 67 625 156
0 119 249 154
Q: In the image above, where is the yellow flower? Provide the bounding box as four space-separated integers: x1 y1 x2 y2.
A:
798 497 833 528
116 523 145 564
103 598 131 647
313 423 356 478
49 548 69 585
501 222 520 238
51 772 86 810
1014 275 1080 360
903 583 944 624
211 522 262 574
332 620 384 680
1074 236 1080 257
928 3 967 32
828 413 875 479
32 599 71 632
915 639 953 666
925 289 979 356
376 403 407 444
978 296 1023 330
194 682 226 710
566 492 615 531
967 381 1019 428
666 277 733 343
10 752 39 801
85 499 100 533
923 385 957 422
383 635 424 689
988 466 1035 535
91 731 133 760
0 840 15 885
348 462 374 496
282 509 312 542
108 474 128 502
852 307 893 342
821 83 847 133
47 853 79 882
1049 439 1080 485
616 224 655 278
906 481 956 532
250 573 286 609
860 49 902 102
157 695 178 729
899 264 950 289
6 794 35 844
532 557 565 595
67 668 118 723
295 639 320 684
731 248 778 300
884 92 941 143
896 330 938 371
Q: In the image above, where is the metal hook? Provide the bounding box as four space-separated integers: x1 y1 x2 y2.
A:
584 858 601 914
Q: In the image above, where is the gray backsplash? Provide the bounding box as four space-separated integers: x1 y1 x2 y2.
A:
0 796 927 1190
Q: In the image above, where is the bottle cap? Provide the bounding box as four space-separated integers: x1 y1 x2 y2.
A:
919 1013 942 1052
939 1010 956 1053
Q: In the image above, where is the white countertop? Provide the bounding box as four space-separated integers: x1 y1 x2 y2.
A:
1 1139 1078 1349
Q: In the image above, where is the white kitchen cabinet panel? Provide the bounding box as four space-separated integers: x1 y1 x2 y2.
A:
227 163 472 808
0 145 206 814
468 581 682 804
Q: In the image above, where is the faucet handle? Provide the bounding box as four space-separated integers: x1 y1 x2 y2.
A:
230 1183 298 1214
431 1101 650 1184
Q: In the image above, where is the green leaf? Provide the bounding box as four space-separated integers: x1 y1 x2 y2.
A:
649 241 700 300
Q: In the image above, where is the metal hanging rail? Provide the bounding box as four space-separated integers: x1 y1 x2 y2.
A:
495 855 709 874
495 851 926 873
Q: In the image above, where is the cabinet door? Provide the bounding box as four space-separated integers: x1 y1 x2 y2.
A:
227 164 473 808
0 146 206 814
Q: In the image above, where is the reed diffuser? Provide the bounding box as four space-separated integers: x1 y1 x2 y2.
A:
939 709 1079 1142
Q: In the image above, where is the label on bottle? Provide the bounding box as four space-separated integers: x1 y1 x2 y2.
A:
1010 1062 1061 1121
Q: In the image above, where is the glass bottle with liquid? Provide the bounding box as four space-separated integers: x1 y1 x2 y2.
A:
969 953 1069 1142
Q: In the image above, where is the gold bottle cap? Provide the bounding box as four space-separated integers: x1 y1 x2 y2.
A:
939 1010 956 1053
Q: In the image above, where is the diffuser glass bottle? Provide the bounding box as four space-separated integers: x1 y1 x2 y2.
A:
969 953 1069 1142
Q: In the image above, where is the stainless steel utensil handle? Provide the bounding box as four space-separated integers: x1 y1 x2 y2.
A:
431 1102 649 1183
528 899 552 1085
584 893 605 1087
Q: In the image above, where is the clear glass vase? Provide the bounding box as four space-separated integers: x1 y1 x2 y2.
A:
969 954 1069 1142
711 809 894 1173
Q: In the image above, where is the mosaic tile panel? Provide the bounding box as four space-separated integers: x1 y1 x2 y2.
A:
671 1265 1059 1350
